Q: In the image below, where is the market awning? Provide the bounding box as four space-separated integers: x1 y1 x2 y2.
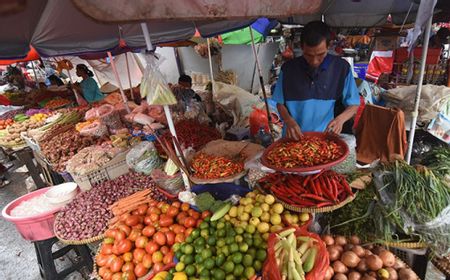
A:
0 47 40 66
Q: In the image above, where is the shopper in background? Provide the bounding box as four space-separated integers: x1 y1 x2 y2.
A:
272 21 360 139
75 64 105 103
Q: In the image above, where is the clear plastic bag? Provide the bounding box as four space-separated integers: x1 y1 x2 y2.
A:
126 141 163 175
140 55 177 106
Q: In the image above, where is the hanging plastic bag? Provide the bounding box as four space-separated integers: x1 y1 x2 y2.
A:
140 54 177 106
126 141 163 175
249 106 269 136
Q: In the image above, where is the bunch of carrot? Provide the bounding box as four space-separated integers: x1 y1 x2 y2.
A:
258 170 353 208
108 189 155 226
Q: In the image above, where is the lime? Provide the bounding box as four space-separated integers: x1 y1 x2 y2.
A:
185 264 196 277
207 236 216 246
212 268 226 280
175 251 183 260
253 260 262 271
200 269 210 278
225 275 234 280
244 267 256 279
239 243 249 253
204 258 215 270
235 235 243 243
223 261 235 274
175 262 185 272
200 229 209 238
184 244 194 255
242 254 253 267
216 239 226 248
235 227 244 235
199 276 210 280
216 221 225 229
173 243 181 252
221 245 230 256
225 236 234 245
166 274 174 280
256 249 267 262
186 236 193 243
215 254 226 267
184 254 194 265
245 224 256 234
209 228 216 236
201 248 212 259
195 237 206 247
204 216 211 222
229 243 239 253
253 237 263 248
195 254 204 264
191 229 200 239
216 229 226 238
247 248 256 258
233 264 244 277
200 221 209 229
195 245 204 254
245 238 253 247
231 252 243 264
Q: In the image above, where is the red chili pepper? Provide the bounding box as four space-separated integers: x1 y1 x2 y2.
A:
309 180 317 195
299 193 328 202
316 201 334 208
314 179 323 197
320 177 334 201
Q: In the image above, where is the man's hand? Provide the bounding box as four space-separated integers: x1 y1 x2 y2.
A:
326 117 345 134
285 117 303 140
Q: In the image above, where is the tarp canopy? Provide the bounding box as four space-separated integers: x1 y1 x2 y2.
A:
0 0 256 59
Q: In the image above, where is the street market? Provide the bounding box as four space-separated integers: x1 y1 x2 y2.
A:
0 0 450 280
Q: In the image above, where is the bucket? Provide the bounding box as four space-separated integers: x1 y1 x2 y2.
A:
2 187 62 241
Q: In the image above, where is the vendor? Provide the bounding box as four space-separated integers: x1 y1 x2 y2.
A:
272 21 360 139
176 74 202 102
75 64 105 103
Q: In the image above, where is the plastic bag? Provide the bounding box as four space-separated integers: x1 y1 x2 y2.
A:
79 120 108 137
126 141 163 175
331 133 357 174
151 169 184 195
263 226 329 280
140 55 177 106
249 106 269 136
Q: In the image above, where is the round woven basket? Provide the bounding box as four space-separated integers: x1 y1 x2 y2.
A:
431 255 450 277
383 241 428 249
54 228 104 245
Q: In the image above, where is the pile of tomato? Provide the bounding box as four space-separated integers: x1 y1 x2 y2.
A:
0 118 13 130
96 200 210 280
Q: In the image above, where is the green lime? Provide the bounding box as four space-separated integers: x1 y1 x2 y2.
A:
235 235 243 243
175 251 183 260
256 249 267 262
204 258 215 270
175 262 185 272
201 229 209 238
191 229 200 239
200 268 210 278
221 245 230 256
253 260 262 271
185 264 196 277
184 244 194 255
195 254 204 264
216 239 226 248
195 245 204 254
212 268 226 280
173 243 181 252
229 243 239 253
247 248 256 258
253 238 263 248
210 246 217 255
210 220 217 228
225 275 234 280
201 248 212 259
184 254 194 265
215 254 226 267
235 227 244 234
199 277 210 280
216 229 226 238
225 237 234 245
245 238 253 247
231 252 243 264
245 225 256 234
207 236 216 246
226 229 236 237
204 216 211 222
169 268 176 274
244 267 256 279
166 274 174 280
216 222 225 229
242 254 253 267
223 261 235 274
200 221 209 229
186 236 194 243
209 228 216 236
233 264 244 277
239 243 249 253
195 237 206 247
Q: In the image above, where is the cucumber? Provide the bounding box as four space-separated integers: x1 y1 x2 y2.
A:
210 202 231 221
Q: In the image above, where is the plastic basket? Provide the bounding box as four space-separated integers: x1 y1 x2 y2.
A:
389 246 427 268
2 187 62 241
70 152 130 191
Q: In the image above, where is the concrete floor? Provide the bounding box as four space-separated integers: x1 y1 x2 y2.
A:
0 161 89 280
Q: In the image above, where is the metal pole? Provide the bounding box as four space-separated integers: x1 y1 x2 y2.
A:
31 62 40 88
249 27 274 140
107 51 130 113
125 52 134 94
206 38 214 82
405 15 433 164
140 23 153 51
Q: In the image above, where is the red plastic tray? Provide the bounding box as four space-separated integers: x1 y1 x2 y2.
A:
260 132 349 173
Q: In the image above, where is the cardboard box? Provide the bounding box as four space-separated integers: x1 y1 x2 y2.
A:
374 36 399 51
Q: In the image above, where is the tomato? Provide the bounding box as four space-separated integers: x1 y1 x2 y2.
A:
117 224 131 236
163 251 174 265
175 233 185 243
132 248 146 262
132 224 144 230
105 229 118 239
122 271 136 280
117 239 133 254
149 200 158 207
172 201 181 208
142 253 153 269
176 212 188 224
110 257 124 273
157 201 165 209
165 231 176 246
131 209 139 216
184 217 196 228
98 266 109 277
181 203 190 212
153 232 167 246
184 227 194 237
96 253 108 267
112 272 123 280
135 236 148 249
136 204 148 215
171 224 184 235
125 215 140 227
143 216 152 225
112 244 121 256
201 210 211 219
149 213 159 222
159 215 174 227
142 226 156 237
152 251 163 263
128 229 141 242
145 241 159 255
166 206 179 217
121 261 135 273
134 263 148 278
122 252 133 262
189 209 200 220
160 246 170 255
115 230 126 242
101 244 113 255
152 262 164 274
159 227 170 233
196 219 202 227
106 255 118 268
148 206 161 215
103 268 113 280
104 237 115 244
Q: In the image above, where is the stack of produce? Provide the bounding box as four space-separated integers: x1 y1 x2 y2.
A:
54 172 166 241
157 119 221 152
43 98 72 109
265 137 345 168
25 108 51 117
0 118 46 147
95 199 209 279
0 118 14 130
191 153 244 179
258 171 354 209
321 235 419 280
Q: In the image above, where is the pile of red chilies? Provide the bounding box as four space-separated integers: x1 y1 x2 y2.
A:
258 171 354 208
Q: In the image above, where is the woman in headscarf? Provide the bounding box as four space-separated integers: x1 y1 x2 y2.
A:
75 64 105 103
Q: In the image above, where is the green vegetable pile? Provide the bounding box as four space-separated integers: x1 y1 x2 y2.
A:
195 192 226 213
421 146 450 178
